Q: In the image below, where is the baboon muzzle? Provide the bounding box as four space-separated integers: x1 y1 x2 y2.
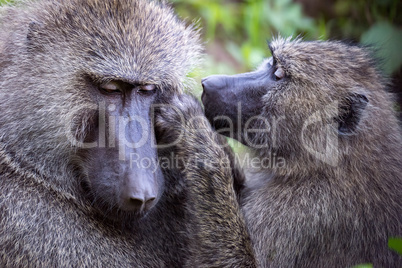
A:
201 70 270 140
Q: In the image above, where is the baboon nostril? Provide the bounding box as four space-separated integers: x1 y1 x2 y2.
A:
201 77 213 91
129 198 144 208
201 91 206 103
145 197 155 205
201 79 207 90
144 197 156 211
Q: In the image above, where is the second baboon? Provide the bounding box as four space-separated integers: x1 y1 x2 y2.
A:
0 0 255 266
202 37 402 267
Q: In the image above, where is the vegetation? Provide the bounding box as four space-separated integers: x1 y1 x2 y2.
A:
171 0 402 157
171 0 402 97
1 0 400 85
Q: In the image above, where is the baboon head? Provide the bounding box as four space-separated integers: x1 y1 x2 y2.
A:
202 38 394 173
0 0 202 218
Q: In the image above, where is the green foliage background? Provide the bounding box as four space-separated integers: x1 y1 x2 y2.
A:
171 0 402 99
1 0 401 96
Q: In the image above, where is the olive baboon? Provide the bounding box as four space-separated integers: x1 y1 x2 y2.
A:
202 37 402 267
0 0 255 266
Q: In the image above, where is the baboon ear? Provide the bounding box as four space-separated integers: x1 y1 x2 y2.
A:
337 93 369 135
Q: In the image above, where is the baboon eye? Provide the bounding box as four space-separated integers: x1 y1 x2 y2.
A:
100 81 121 94
137 84 157 94
274 67 285 80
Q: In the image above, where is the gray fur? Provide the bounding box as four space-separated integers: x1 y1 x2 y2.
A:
246 38 402 267
0 0 216 267
154 94 256 267
202 37 402 267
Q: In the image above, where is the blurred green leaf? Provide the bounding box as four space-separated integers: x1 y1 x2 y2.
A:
361 21 402 75
352 264 373 268
264 0 315 37
317 17 329 40
334 0 351 16
388 237 402 255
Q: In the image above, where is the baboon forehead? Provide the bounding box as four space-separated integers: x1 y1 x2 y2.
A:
24 0 202 89
269 37 377 87
269 37 367 61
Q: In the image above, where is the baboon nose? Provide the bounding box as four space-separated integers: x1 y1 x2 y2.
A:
202 75 227 106
202 75 227 92
201 77 211 92
201 77 207 89
122 194 157 212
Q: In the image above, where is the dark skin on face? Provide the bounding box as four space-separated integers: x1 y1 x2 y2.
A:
84 80 163 215
201 57 285 143
201 56 367 144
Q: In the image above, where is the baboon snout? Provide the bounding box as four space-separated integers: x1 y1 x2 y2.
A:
201 75 230 105
120 175 158 213
202 70 273 144
202 75 228 91
201 74 237 112
201 74 246 136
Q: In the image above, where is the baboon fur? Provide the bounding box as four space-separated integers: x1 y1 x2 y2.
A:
155 94 256 267
0 0 256 266
202 38 402 267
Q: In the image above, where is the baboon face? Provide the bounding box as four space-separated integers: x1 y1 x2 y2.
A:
79 80 164 215
202 38 372 161
0 0 201 217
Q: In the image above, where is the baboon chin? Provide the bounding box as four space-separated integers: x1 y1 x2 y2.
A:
202 37 402 267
